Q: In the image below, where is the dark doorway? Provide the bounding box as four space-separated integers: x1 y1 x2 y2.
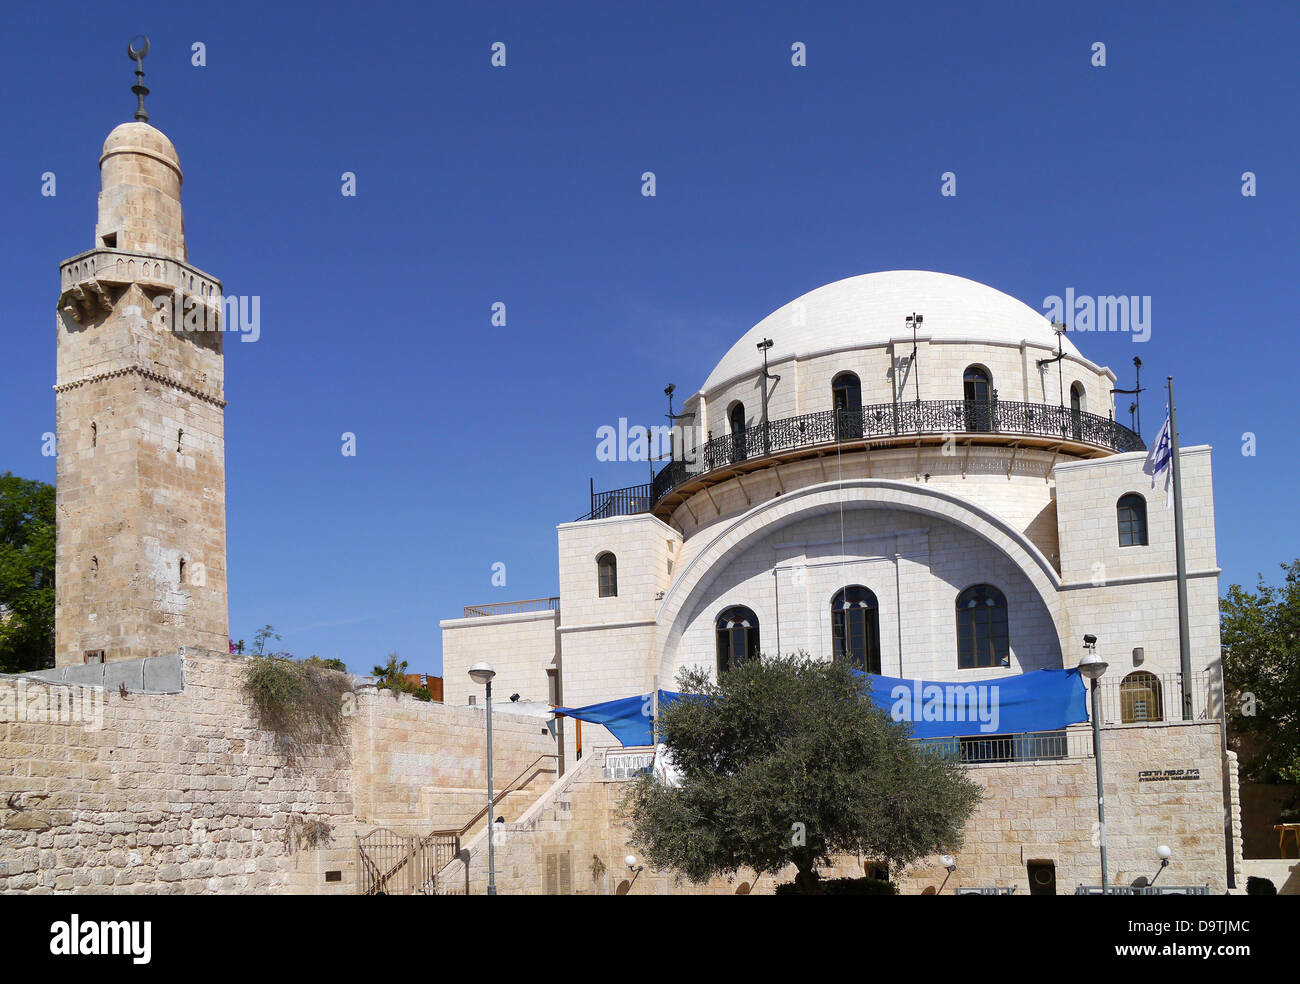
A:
729 403 747 462
963 366 993 432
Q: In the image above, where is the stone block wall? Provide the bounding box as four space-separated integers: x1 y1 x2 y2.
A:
443 721 1237 895
0 651 559 894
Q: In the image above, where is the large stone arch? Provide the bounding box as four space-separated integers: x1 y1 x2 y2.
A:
651 479 1069 684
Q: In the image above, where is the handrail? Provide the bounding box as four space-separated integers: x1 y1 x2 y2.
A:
430 753 562 841
462 597 560 618
653 399 1144 504
581 398 1145 521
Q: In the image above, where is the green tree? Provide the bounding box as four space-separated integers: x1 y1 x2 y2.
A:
0 473 56 673
304 655 348 673
370 652 431 701
1221 560 1300 782
371 652 408 685
624 654 981 892
252 624 281 656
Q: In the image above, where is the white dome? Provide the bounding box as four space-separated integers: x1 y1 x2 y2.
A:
701 270 1080 393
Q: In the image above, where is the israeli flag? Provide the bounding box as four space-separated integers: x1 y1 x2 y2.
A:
1143 406 1174 507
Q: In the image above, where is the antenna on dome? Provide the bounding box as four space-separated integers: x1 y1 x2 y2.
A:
127 35 150 123
756 339 779 456
905 313 923 405
1036 320 1068 408
662 383 696 465
1111 355 1144 437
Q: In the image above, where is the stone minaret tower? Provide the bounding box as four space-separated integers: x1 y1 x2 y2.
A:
53 42 228 665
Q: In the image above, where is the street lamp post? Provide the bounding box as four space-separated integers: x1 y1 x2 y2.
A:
1078 636 1109 892
469 661 497 895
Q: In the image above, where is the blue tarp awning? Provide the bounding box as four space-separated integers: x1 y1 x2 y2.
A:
552 690 681 748
853 667 1088 739
553 669 1087 746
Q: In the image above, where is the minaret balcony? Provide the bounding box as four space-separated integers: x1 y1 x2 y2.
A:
57 247 222 324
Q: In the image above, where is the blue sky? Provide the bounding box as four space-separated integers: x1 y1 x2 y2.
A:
2 1 1296 676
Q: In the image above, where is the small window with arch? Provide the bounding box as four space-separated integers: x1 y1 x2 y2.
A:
597 552 617 598
716 606 759 674
1117 493 1148 546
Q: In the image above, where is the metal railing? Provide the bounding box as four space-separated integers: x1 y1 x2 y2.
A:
577 482 656 522
1093 669 1220 726
920 728 1093 764
358 828 461 896
583 398 1144 520
1074 884 1211 895
462 597 560 618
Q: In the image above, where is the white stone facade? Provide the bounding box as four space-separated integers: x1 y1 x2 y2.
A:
444 270 1221 725
441 270 1234 888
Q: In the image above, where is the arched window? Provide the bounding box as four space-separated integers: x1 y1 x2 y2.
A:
597 552 618 597
962 366 992 432
728 402 747 462
178 557 187 586
955 584 1009 669
716 606 759 673
177 428 184 452
831 586 881 674
1117 493 1148 546
1120 670 1163 723
1070 382 1085 440
832 372 863 439
90 556 99 579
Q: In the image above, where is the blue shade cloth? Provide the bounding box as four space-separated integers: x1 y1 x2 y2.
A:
554 670 1087 746
553 690 682 747
854 667 1088 739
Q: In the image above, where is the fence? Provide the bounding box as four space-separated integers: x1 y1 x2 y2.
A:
357 828 461 895
1093 669 1221 726
462 597 560 618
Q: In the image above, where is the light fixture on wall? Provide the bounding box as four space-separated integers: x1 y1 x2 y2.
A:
1150 845 1173 885
938 854 957 894
1132 647 1145 666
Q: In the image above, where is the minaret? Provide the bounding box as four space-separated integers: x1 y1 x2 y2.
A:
53 37 228 665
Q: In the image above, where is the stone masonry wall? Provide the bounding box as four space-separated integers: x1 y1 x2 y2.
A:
0 651 557 894
446 721 1236 895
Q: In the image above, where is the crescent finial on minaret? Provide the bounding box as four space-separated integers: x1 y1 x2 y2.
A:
128 35 150 122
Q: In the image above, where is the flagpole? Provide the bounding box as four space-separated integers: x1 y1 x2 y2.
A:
1167 377 1194 720
652 675 659 747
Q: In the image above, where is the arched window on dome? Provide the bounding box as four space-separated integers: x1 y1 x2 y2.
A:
596 552 618 597
962 366 993 432
832 372 863 440
728 402 748 463
716 606 759 673
1120 670 1163 723
955 584 1009 669
831 586 880 674
1070 382 1085 440
1117 493 1148 547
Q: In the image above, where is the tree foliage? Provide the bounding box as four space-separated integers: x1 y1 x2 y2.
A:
0 473 56 673
624 655 982 890
1221 560 1300 782
371 652 431 700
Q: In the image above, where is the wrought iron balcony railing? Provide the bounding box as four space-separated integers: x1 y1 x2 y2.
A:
582 398 1144 520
